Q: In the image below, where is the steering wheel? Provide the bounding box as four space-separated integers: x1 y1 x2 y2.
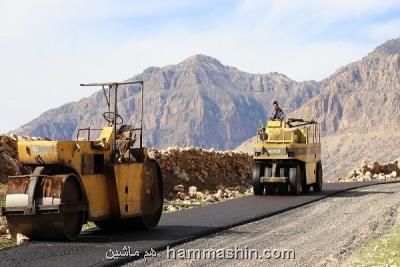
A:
103 112 124 125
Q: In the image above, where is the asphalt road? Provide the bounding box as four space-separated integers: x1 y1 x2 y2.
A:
129 182 400 267
0 181 399 267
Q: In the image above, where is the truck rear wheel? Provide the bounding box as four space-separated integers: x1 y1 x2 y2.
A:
277 183 288 194
289 166 302 195
313 162 323 192
265 184 276 195
300 165 309 194
252 164 264 195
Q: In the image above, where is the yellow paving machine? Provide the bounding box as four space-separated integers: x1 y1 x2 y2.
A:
1 81 163 240
252 119 322 195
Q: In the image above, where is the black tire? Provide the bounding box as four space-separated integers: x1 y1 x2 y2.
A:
300 165 309 194
313 162 323 192
289 165 302 195
252 164 264 195
265 184 276 195
277 183 288 194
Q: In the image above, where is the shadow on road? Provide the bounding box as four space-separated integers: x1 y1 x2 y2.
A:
76 225 219 243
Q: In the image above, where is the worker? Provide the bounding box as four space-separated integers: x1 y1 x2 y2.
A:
270 100 286 121
116 128 137 163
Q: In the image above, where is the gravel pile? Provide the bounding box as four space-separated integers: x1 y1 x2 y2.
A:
163 185 253 212
148 146 253 198
338 159 400 182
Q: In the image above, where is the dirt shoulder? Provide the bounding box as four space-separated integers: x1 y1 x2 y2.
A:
345 213 400 266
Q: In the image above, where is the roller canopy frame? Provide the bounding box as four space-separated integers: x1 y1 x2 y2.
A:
80 81 145 158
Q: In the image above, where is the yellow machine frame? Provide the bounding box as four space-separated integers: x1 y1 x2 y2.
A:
2 81 163 240
252 119 322 195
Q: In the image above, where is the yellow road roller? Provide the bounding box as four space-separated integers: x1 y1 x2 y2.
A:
252 118 322 195
1 81 163 240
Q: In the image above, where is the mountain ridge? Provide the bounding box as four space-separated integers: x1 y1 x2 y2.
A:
14 39 400 155
15 54 321 149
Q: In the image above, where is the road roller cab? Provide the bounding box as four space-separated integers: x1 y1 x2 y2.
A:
252 118 322 195
1 81 164 240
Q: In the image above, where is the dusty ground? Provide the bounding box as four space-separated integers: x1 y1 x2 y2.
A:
127 183 400 266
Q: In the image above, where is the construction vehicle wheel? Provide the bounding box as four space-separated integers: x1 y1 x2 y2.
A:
252 164 264 195
265 184 276 195
6 171 86 240
300 165 309 194
277 183 288 194
139 160 164 229
289 166 302 195
313 162 323 192
95 161 164 232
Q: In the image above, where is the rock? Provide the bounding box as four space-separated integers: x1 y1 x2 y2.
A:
16 233 29 245
365 171 372 179
177 192 186 200
356 175 364 182
188 186 197 197
4 234 12 240
147 150 156 159
9 133 17 141
173 184 185 192
378 173 386 181
196 191 205 199
360 160 367 168
205 195 217 202
215 189 224 199
0 225 7 235
390 171 397 178
166 205 178 212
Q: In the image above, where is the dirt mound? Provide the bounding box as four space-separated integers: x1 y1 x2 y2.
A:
148 146 253 198
0 135 31 182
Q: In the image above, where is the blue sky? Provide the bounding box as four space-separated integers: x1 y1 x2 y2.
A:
1 0 400 133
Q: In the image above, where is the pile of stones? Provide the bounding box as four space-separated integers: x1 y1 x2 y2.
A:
338 160 400 182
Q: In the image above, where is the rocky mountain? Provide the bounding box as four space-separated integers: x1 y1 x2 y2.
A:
15 54 320 149
293 38 400 134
